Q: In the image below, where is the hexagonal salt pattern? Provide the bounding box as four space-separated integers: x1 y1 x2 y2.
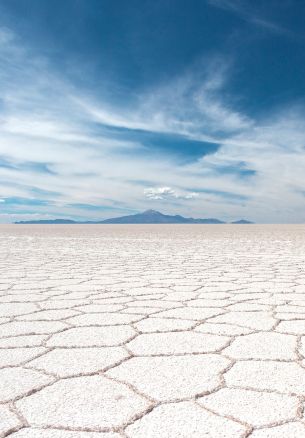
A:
125 402 247 437
223 332 297 360
106 354 230 401
28 347 129 377
198 388 298 427
2 223 305 436
225 361 305 394
46 325 136 347
15 375 151 430
127 331 230 355
0 367 54 402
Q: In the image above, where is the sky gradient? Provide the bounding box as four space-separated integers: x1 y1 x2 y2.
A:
0 0 305 223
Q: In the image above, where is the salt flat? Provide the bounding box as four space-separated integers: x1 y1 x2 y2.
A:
1 224 305 438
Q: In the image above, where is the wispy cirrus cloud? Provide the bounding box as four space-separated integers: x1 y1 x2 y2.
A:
77 56 251 140
206 0 290 35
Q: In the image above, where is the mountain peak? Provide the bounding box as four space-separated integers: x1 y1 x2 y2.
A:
142 209 162 215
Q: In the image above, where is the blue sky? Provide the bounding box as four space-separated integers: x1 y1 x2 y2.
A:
0 0 305 223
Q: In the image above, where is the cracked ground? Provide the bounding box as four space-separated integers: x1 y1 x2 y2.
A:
1 224 305 438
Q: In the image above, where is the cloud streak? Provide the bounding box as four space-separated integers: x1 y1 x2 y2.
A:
206 0 290 35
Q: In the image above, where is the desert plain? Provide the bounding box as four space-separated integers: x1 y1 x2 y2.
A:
1 224 305 438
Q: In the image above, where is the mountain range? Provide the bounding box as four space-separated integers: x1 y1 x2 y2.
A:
15 210 253 224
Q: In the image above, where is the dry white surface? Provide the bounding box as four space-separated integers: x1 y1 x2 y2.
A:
1 224 305 437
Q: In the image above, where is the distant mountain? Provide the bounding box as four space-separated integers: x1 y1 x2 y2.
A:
231 219 253 224
15 210 253 224
15 219 77 224
99 210 225 224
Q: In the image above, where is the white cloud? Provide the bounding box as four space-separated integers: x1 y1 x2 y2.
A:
144 187 199 200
